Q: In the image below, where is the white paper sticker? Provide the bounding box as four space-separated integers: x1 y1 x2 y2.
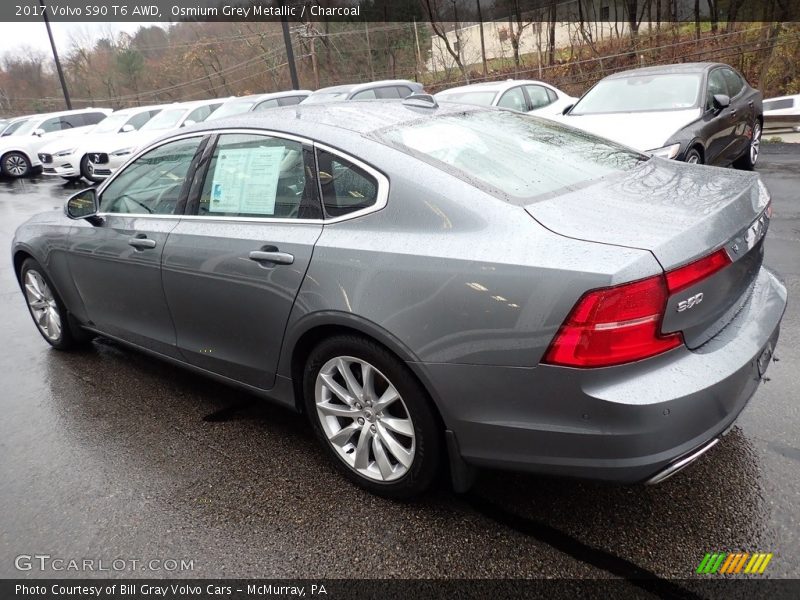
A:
209 146 285 215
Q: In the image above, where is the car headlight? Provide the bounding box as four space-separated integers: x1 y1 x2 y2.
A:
111 147 135 157
645 143 681 160
54 148 76 157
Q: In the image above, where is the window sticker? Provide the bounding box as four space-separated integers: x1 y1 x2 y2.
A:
209 146 285 215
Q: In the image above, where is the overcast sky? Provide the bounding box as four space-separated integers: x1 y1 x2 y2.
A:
0 22 162 59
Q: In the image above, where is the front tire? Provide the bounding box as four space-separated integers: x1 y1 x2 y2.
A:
684 147 703 165
2 151 31 178
20 258 87 350
303 335 441 499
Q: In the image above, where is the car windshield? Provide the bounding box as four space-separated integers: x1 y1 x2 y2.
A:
206 101 256 120
13 118 41 136
436 91 498 107
91 112 130 134
376 111 645 201
140 107 186 130
2 118 29 135
571 73 702 114
302 91 350 104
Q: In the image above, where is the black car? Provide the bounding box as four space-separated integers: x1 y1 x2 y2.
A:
558 62 763 169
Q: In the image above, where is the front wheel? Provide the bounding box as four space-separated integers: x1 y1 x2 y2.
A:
2 151 31 178
20 258 89 350
684 147 703 165
303 335 441 498
734 121 761 170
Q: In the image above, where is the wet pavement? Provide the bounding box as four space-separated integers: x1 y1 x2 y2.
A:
0 146 798 582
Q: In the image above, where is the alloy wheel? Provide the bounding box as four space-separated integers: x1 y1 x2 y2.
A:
751 123 761 165
24 270 62 342
4 153 28 177
314 356 415 482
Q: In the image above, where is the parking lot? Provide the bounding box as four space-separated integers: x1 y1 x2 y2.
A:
1 145 798 584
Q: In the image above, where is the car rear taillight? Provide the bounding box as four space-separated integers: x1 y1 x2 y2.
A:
543 274 682 368
665 248 731 293
544 248 735 368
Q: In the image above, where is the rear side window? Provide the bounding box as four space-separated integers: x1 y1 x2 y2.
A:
352 89 377 100
546 87 557 102
316 149 379 218
375 87 402 99
396 86 414 98
197 133 315 219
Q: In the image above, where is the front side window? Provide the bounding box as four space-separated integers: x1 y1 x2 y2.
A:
252 99 280 112
721 68 744 98
278 95 305 106
375 87 402 99
39 117 64 133
83 112 108 126
184 104 218 125
197 133 314 219
436 91 497 107
99 136 203 215
706 69 729 109
352 89 377 100
497 87 527 111
316 149 379 218
126 111 154 130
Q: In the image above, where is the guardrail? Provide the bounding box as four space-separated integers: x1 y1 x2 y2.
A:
764 113 800 133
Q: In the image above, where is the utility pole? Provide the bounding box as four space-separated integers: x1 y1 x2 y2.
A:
280 1 299 89
364 21 375 80
413 19 422 80
39 0 71 109
476 0 488 77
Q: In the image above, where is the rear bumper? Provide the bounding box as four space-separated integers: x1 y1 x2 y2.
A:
415 267 786 483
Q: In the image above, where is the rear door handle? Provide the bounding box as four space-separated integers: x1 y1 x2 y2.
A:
128 237 156 250
249 250 294 265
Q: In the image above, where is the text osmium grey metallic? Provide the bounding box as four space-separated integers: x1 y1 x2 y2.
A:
11 101 786 498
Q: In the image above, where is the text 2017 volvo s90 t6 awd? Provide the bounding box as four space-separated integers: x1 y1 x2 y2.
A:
12 99 785 498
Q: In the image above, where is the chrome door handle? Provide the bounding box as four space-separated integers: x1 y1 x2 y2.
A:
128 237 156 249
249 250 294 265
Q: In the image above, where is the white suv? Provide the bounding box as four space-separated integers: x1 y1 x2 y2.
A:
0 108 111 178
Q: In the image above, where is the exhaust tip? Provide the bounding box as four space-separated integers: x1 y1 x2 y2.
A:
645 438 719 485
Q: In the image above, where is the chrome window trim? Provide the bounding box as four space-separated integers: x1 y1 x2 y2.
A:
314 141 389 224
95 128 389 225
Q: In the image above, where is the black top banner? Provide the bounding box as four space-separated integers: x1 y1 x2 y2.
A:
3 0 800 23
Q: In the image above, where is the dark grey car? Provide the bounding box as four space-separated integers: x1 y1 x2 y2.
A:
11 100 786 498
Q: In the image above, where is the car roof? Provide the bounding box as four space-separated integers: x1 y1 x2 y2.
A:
438 79 554 95
311 80 422 95
30 107 113 121
185 99 485 141
222 90 313 104
603 62 728 79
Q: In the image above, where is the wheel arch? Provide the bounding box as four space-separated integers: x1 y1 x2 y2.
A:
282 312 446 424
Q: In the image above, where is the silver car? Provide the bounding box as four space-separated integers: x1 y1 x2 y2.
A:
12 99 786 498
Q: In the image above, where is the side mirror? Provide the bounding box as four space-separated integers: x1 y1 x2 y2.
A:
182 119 196 128
65 188 102 225
33 128 45 137
562 104 574 115
712 94 731 110
121 124 135 133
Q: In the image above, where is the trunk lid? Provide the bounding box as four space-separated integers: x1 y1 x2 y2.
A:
526 159 771 348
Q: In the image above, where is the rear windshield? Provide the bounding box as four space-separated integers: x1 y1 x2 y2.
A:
375 110 645 201
571 73 702 114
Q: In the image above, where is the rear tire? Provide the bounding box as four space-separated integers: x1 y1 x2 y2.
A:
733 121 761 171
303 334 441 499
684 147 703 165
2 151 31 178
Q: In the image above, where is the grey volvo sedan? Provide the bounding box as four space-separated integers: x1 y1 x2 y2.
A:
12 99 786 498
